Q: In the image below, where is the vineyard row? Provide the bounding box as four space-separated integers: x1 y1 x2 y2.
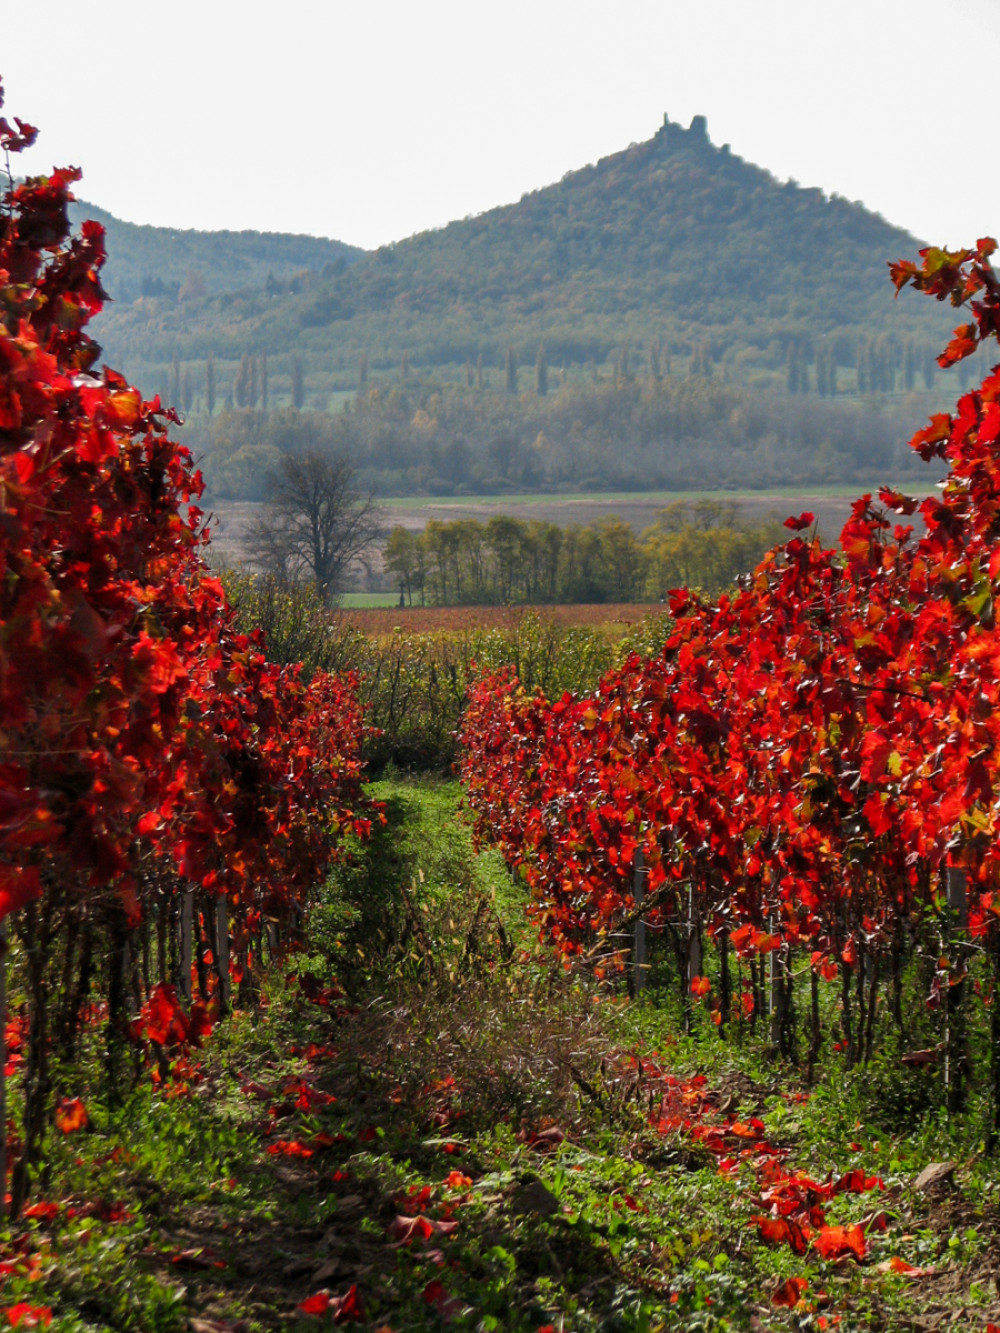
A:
0 83 375 1216
461 237 1000 1125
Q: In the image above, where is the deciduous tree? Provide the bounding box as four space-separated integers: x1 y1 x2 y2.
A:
246 450 383 601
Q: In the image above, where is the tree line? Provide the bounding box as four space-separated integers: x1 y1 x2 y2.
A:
191 362 951 506
382 502 785 606
139 323 967 429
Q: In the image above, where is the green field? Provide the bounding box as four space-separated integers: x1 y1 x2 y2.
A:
339 591 405 608
379 483 889 511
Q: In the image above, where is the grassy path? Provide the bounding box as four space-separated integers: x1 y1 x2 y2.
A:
4 780 1000 1331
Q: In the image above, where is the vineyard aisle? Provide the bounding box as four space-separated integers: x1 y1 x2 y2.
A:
5 779 997 1332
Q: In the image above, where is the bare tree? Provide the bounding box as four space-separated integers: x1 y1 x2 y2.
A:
246 449 383 602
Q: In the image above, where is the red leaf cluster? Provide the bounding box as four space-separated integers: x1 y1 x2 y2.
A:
462 231 1000 1014
3 1306 52 1330
297 1285 363 1322
0 76 379 1210
54 1098 87 1134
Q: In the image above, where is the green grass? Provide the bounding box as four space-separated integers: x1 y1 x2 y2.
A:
339 591 405 608
6 777 1000 1331
379 482 936 510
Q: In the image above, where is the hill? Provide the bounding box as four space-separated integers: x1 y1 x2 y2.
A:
78 116 980 498
68 197 363 307
90 113 955 388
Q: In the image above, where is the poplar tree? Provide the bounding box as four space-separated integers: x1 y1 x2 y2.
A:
649 339 662 381
206 352 216 417
233 353 253 408
505 346 517 394
535 345 548 396
786 345 799 394
856 340 869 394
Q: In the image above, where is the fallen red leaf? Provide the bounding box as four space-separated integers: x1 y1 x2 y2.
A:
171 1247 226 1270
240 1081 272 1099
388 1215 434 1245
772 1276 808 1307
298 1291 330 1316
298 1285 365 1323
833 1169 883 1194
753 1215 810 1254
387 1214 458 1245
876 1256 936 1277
812 1223 866 1261
329 1285 364 1323
266 1140 313 1158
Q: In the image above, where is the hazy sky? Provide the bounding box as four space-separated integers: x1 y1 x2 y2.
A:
4 0 998 253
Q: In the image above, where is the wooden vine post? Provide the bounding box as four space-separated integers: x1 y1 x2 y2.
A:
685 884 702 1033
215 896 231 1013
179 888 194 1005
768 914 782 1048
944 864 969 1114
633 849 647 996
687 885 702 986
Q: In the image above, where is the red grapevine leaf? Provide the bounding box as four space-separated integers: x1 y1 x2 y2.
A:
55 1097 88 1134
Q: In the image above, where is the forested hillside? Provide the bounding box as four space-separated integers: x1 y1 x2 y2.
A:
67 197 363 305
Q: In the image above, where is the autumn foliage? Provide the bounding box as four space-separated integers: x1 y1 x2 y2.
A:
462 238 1000 1101
0 80 370 1212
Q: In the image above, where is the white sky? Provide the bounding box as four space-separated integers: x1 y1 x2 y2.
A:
3 0 998 253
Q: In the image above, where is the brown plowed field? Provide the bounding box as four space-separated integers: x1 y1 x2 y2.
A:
337 602 667 636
